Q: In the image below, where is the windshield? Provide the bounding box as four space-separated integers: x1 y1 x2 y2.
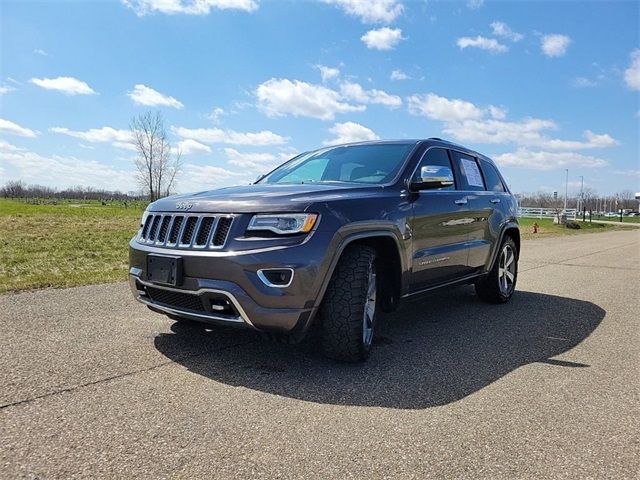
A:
258 143 416 185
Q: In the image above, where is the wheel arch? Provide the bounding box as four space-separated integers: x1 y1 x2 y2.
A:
486 221 520 271
313 229 407 311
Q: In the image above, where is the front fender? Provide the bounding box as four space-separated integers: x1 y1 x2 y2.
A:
312 221 409 309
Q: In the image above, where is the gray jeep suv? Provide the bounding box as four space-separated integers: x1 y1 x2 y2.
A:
129 139 520 362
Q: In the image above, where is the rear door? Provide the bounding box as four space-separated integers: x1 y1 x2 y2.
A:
408 147 475 290
468 158 510 269
450 152 505 270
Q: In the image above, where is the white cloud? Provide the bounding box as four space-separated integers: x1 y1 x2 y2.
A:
456 36 508 53
208 107 226 124
172 125 288 145
255 78 364 120
390 69 409 81
0 139 25 151
176 139 212 155
494 149 608 170
0 146 136 190
33 48 48 56
123 0 258 16
0 118 38 137
572 77 598 88
542 130 617 150
614 169 640 178
408 92 617 156
127 84 184 108
467 0 484 9
324 121 380 145
50 126 132 145
623 49 640 91
361 27 404 50
321 0 403 24
317 65 340 82
224 148 279 169
339 81 401 107
180 163 249 192
488 105 507 120
30 76 97 95
490 21 523 42
0 85 15 95
541 34 571 58
407 93 484 122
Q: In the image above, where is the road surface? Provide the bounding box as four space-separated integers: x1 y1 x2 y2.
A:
1 230 638 479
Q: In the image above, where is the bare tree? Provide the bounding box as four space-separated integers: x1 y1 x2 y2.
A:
618 190 636 210
0 180 26 198
130 111 182 202
582 187 598 211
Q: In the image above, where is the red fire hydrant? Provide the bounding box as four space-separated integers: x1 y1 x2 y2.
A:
533 222 539 233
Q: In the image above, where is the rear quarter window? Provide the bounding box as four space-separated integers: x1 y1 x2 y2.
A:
480 160 506 192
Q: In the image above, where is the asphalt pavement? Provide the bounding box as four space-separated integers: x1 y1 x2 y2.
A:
1 230 638 479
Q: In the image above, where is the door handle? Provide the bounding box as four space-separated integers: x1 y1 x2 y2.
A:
454 198 468 205
490 198 501 204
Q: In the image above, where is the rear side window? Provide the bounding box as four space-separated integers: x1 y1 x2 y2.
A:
413 147 456 190
481 160 506 192
451 151 485 191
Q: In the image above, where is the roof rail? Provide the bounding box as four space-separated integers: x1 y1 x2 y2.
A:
428 137 443 141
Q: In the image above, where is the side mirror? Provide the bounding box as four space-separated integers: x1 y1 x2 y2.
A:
410 165 455 191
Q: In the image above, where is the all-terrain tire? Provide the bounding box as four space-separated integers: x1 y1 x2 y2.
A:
320 245 378 362
475 235 518 304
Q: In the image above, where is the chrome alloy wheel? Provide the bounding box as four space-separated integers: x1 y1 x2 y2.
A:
498 244 516 294
362 265 377 347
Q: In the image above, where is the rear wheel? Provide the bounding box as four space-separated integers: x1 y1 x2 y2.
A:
475 236 518 303
320 245 378 362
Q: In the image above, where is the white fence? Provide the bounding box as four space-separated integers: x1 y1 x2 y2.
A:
518 207 578 219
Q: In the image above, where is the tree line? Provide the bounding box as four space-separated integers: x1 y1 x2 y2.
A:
516 189 638 212
0 180 145 201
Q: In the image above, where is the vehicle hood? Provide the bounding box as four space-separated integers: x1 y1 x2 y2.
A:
147 183 387 213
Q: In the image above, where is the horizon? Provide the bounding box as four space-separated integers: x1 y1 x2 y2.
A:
1 0 639 197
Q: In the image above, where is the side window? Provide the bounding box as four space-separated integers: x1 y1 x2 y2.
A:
413 148 456 190
480 160 506 192
451 151 485 191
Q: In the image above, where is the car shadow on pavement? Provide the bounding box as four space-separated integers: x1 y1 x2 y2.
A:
154 287 605 409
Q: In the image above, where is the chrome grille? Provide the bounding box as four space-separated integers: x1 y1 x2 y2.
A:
138 213 233 249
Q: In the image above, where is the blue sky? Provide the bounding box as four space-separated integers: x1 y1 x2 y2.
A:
1 0 638 196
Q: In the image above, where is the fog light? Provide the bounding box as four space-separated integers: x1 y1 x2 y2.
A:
257 268 294 288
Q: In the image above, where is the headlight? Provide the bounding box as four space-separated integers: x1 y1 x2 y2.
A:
247 213 318 235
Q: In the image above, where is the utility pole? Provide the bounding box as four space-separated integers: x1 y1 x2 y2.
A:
579 175 584 221
564 168 568 212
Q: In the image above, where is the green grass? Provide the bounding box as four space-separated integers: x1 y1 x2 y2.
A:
518 217 631 240
0 199 146 293
0 198 634 293
588 214 640 223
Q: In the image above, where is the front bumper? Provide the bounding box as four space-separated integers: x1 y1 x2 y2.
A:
128 234 332 334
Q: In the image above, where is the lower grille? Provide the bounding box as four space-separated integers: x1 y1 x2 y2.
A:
138 213 233 249
146 286 205 312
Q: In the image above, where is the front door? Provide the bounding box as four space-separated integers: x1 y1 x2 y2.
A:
409 148 475 290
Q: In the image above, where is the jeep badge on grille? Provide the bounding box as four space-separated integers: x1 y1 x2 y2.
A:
175 201 194 211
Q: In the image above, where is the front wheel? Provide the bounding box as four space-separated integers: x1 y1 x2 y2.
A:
475 236 518 303
320 245 378 362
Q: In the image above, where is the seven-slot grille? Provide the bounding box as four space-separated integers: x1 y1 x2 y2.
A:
138 213 233 249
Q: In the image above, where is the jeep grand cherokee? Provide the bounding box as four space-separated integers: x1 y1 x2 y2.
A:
129 139 520 362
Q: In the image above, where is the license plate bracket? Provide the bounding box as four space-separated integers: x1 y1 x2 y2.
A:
147 255 182 286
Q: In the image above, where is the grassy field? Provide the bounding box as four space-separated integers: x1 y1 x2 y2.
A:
0 199 145 293
0 199 633 293
518 217 631 240
589 214 640 223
